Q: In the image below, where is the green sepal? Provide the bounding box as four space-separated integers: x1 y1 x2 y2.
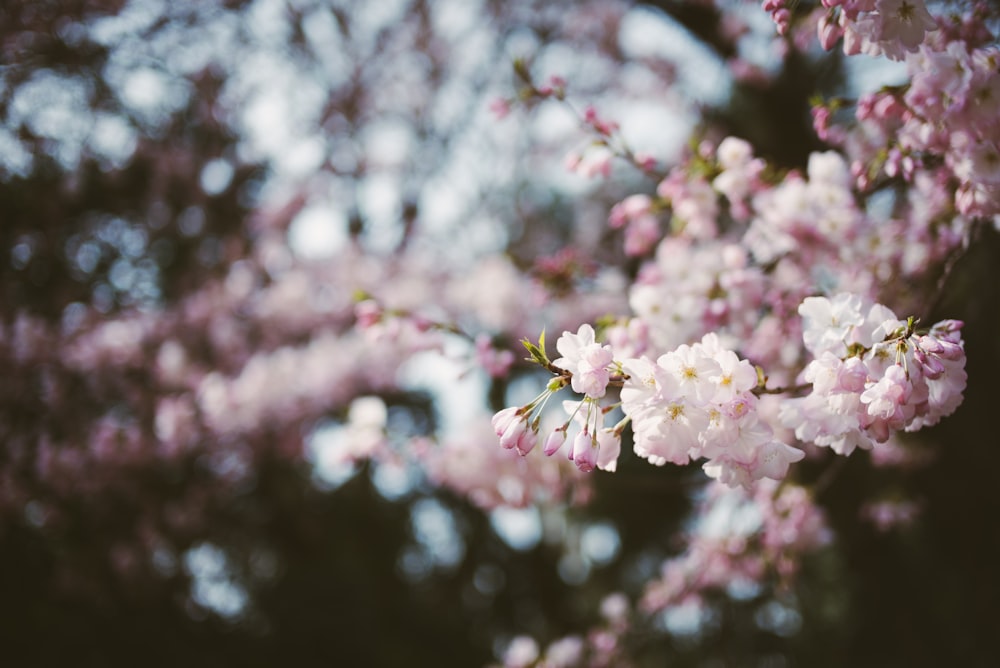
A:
521 338 547 366
755 365 767 389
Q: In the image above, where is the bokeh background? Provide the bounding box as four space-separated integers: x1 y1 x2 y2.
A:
2 1 999 666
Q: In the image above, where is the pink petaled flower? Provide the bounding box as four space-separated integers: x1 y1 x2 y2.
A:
808 150 852 187
875 0 936 52
860 363 912 441
912 336 946 379
754 440 806 480
604 318 649 360
951 138 1000 189
658 343 721 403
798 293 865 356
623 213 661 256
712 138 764 219
636 398 707 466
664 176 719 239
609 194 653 229
717 136 754 169
842 13 881 57
595 428 622 472
929 319 965 351
620 356 672 415
722 394 757 420
706 347 758 404
553 324 614 398
804 351 847 395
906 321 967 430
609 194 661 256
779 390 876 456
702 415 802 488
839 356 869 392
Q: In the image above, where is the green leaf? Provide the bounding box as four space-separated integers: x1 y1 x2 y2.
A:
521 337 545 365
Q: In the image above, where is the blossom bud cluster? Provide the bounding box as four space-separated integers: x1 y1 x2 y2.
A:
761 0 792 36
780 293 967 455
809 2 1000 221
898 42 1000 218
809 0 938 61
491 324 626 474
492 405 540 458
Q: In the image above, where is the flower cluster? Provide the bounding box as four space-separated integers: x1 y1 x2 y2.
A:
491 325 624 474
898 41 1000 218
812 0 938 60
620 333 804 488
608 194 661 257
493 324 807 488
780 293 967 454
493 290 967 489
627 238 767 355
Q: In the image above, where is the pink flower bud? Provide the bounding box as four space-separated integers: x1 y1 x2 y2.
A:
930 320 964 347
571 431 598 472
543 428 568 457
913 347 946 379
491 406 519 438
838 356 869 392
500 417 528 450
773 8 791 34
818 12 843 50
354 300 382 328
515 426 538 456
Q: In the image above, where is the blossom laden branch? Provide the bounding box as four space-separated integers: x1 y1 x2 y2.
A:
492 291 967 489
